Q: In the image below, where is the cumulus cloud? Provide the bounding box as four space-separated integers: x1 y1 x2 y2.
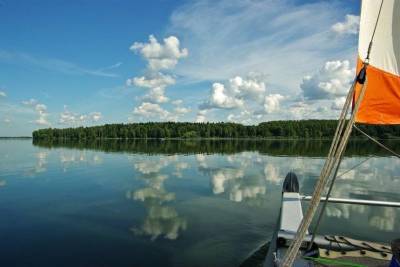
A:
132 102 170 119
131 97 190 122
171 99 190 115
127 73 175 103
200 75 267 111
128 35 189 120
331 15 360 35
129 73 175 89
0 91 6 97
90 112 102 122
227 109 257 125
263 94 284 114
300 60 354 100
196 110 208 123
174 106 190 115
199 74 287 123
130 35 188 71
331 96 346 110
22 98 51 126
59 106 102 126
201 82 243 110
230 75 266 100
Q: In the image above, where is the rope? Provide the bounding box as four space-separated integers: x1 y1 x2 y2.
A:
336 156 373 179
281 78 368 266
353 125 400 159
308 140 374 249
365 0 384 62
308 150 345 249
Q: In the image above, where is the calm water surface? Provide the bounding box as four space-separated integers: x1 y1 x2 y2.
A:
0 139 399 267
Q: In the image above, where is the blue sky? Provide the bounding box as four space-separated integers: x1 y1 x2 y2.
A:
0 0 360 136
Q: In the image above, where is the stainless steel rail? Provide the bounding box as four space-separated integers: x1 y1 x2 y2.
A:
301 196 400 208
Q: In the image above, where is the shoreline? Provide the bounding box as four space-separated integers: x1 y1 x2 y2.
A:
30 137 400 141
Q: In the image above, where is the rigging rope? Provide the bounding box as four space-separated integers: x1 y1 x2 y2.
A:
282 76 368 266
307 146 375 250
365 0 384 62
353 125 400 159
337 156 373 179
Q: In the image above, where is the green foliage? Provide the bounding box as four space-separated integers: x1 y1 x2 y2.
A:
32 120 400 140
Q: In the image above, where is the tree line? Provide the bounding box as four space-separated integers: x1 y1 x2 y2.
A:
32 120 400 140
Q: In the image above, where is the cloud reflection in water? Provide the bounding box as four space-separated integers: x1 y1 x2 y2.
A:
128 156 187 240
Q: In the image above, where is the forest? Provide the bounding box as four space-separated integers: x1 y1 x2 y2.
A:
32 120 400 140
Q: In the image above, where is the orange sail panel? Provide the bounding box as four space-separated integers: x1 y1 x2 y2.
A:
354 0 400 125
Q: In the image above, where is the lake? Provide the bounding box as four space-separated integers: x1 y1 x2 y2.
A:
0 139 399 267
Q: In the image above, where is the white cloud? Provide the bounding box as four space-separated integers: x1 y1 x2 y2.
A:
331 96 346 110
132 102 170 119
59 106 102 126
128 35 189 120
201 82 243 110
130 35 188 71
263 94 284 114
196 110 207 123
174 106 190 115
300 60 354 100
0 91 6 97
171 99 191 118
130 73 176 89
128 73 175 103
197 62 353 122
331 15 359 35
90 112 102 122
131 101 190 122
200 75 268 111
227 109 254 125
35 104 50 126
199 74 287 123
3 118 11 123
22 99 51 126
230 75 266 100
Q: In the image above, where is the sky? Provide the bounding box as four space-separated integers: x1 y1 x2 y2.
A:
0 0 361 136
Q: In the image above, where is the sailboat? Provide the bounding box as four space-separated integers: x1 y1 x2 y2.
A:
259 0 400 266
